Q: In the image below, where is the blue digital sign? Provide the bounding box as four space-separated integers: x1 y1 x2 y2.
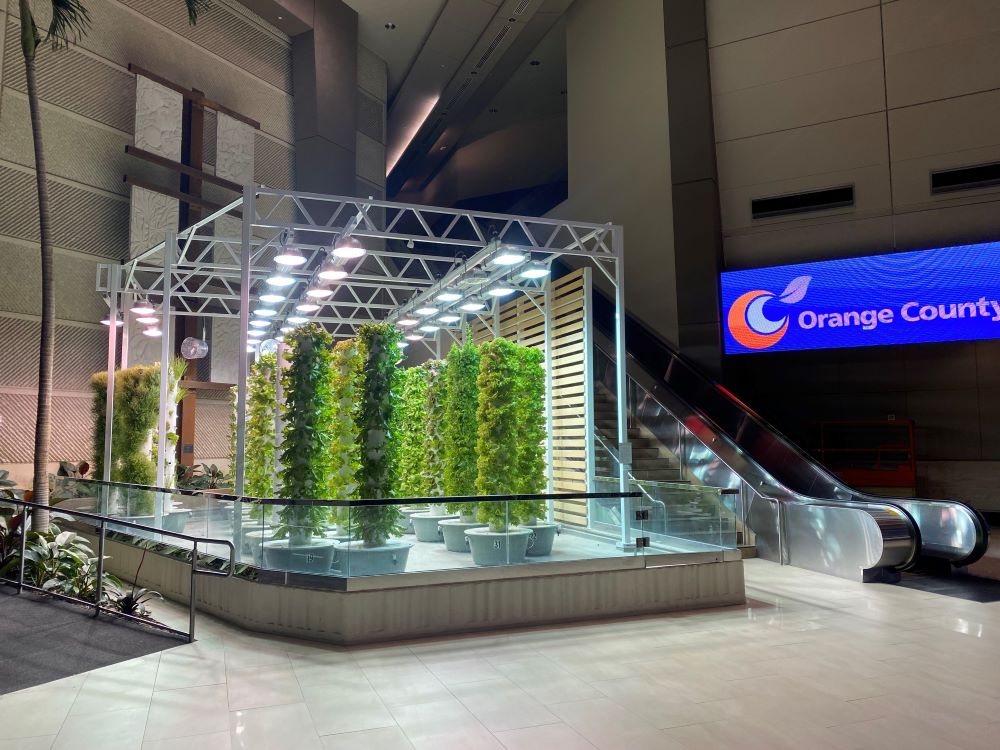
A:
721 241 1000 354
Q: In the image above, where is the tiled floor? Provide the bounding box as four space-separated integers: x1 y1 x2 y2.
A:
3 559 1000 749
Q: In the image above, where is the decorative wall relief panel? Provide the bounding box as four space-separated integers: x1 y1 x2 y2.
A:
216 112 255 185
134 76 183 159
210 318 240 386
128 186 178 258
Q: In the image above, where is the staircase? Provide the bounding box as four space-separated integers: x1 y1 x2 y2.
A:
593 386 683 482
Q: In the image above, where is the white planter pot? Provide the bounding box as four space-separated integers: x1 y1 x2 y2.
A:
334 539 413 576
465 527 532 566
411 512 457 542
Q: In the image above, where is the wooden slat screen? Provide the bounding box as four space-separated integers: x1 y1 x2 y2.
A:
472 268 591 526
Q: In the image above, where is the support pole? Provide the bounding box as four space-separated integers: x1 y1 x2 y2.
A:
102 266 119 490
156 233 174 489
612 226 632 550
272 342 285 494
233 186 254 551
543 271 555 521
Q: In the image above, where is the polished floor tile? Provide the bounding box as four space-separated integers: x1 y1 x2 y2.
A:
7 559 1000 750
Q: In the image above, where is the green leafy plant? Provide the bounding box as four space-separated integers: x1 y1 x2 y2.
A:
0 509 25 578
444 339 480 517
277 324 337 543
353 323 405 547
475 339 521 530
177 463 230 490
513 345 547 522
21 525 120 603
109 586 162 618
422 360 448 497
397 366 430 498
330 340 363 505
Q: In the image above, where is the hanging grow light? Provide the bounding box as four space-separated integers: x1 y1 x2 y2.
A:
397 317 419 327
296 301 320 312
459 297 486 312
435 289 462 302
333 235 366 259
305 283 333 299
260 292 285 304
130 299 155 316
249 319 270 328
273 244 306 266
317 258 348 281
493 245 526 265
519 262 549 279
266 272 295 287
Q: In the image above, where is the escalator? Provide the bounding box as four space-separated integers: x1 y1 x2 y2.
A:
590 292 990 581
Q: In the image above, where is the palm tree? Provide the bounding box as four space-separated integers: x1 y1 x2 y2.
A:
20 0 209 530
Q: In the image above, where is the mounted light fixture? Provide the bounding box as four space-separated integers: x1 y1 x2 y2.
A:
254 308 277 317
130 299 155 316
246 344 257 353
266 272 295 287
397 317 419 327
435 289 462 302
296 301 320 313
248 329 265 338
305 283 333 299
519 262 549 279
333 235 366 259
397 340 409 349
260 292 285 304
459 297 486 312
273 244 306 266
437 314 461 324
142 327 162 338
415 305 438 316
249 319 270 328
135 314 159 325
405 333 423 341
101 316 124 327
493 245 526 266
488 284 515 297
287 316 309 324
279 325 294 333
418 324 439 333
317 257 348 281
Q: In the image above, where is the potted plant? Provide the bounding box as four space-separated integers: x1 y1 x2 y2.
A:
514 345 558 556
396 365 429 534
466 339 533 565
408 360 457 542
325 340 364 544
262 325 338 573
336 324 412 575
441 340 485 551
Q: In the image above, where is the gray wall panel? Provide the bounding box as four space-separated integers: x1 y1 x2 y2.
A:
0 243 106 324
0 317 107 391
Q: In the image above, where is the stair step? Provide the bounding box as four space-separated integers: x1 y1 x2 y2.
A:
631 457 677 470
631 469 683 481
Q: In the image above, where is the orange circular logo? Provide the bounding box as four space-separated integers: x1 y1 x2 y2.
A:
728 290 789 350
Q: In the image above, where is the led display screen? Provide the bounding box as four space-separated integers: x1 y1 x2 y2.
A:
721 241 1000 354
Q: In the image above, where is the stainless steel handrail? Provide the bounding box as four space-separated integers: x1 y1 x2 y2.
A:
1 497 236 642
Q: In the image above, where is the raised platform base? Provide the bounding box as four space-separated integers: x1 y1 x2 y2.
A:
93 536 745 645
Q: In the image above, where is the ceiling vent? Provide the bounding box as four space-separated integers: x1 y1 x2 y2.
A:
476 25 512 69
751 185 854 219
931 162 1000 194
513 0 532 15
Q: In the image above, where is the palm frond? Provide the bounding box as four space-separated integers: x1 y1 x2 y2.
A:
186 0 211 24
46 0 91 49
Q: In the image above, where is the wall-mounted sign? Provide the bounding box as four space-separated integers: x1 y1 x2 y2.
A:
721 241 1000 354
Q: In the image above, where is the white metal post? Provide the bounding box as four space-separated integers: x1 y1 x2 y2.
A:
120 293 130 369
543 274 555 521
612 226 632 549
233 187 254 549
155 232 174 489
102 266 119 488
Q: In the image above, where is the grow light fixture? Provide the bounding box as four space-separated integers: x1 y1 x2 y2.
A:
418 324 439 333
287 316 309 325
397 317 419 327
305 283 333 299
405 333 424 341
279 326 294 333
415 305 438 316
332 235 366 259
493 245 526 266
435 289 462 302
246 344 257 353
142 327 162 337
296 301 320 312
437 314 461 324
459 297 486 312
260 292 285 304
397 340 409 349
130 300 155 316
247 329 265 338
317 258 348 281
249 319 270 328
488 284 515 297
254 308 277 317
135 314 159 325
273 244 306 266
265 272 295 287
519 262 549 279
101 316 124 327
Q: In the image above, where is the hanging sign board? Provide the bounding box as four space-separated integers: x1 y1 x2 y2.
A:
721 241 1000 354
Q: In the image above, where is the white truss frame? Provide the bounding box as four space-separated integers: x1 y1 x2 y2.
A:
97 187 631 546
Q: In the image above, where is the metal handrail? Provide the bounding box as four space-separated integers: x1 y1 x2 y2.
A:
1 497 235 642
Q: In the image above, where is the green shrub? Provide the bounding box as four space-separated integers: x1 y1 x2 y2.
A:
444 339 480 517
353 323 404 547
276 324 337 542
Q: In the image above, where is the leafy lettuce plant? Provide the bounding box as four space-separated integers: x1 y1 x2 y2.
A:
353 323 405 547
422 359 448 497
245 353 278 500
444 339 480 518
475 338 520 530
513 345 547 521
329 339 364 527
397 366 430 498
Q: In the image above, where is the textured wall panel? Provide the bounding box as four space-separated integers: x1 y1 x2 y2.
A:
203 109 218 167
209 318 239 386
355 132 386 188
0 90 131 196
216 113 254 184
254 135 294 189
0 243 106 324
3 17 134 133
118 0 292 93
358 45 388 102
129 185 179 258
358 91 386 144
0 317 107 391
0 165 129 259
0 392 93 464
194 398 232 462
134 76 183 159
126 314 173 367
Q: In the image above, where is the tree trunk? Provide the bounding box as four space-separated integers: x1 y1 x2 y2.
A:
25 52 53 533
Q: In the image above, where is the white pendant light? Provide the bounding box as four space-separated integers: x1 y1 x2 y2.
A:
266 272 295 287
249 319 270 328
493 245 526 266
142 327 162 338
273 244 307 266
317 258 348 281
248 329 265 338
305 283 333 299
254 308 277 317
397 340 409 349
260 292 285 304
101 316 124 327
459 297 486 312
135 314 159 325
131 299 155 316
415 305 438 316
397 317 419 327
296 301 320 312
279 325 294 333
418 324 439 333
519 262 549 279
287 316 309 324
246 344 257 353
437 314 461 324
488 284 515 297
333 236 366 259
435 289 462 302
405 333 423 341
